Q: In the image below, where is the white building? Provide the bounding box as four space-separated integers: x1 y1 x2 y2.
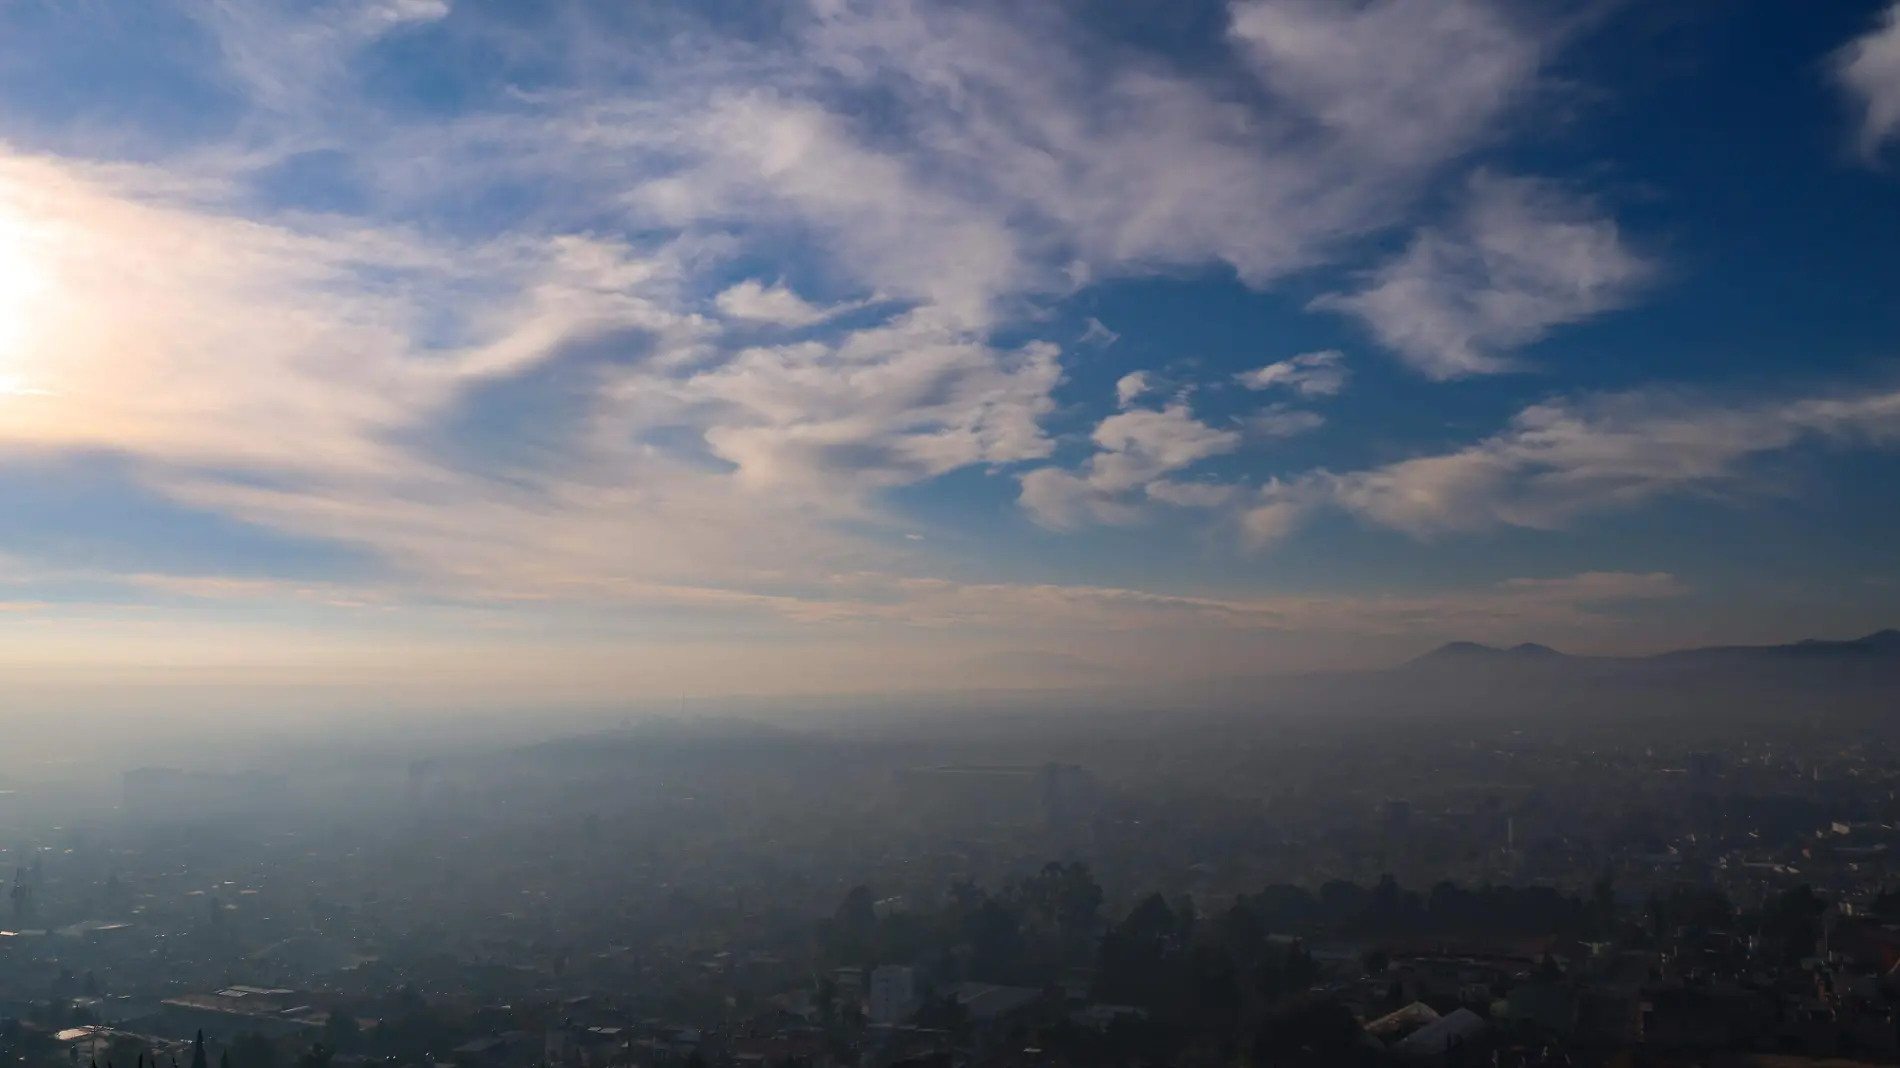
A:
868 965 915 1025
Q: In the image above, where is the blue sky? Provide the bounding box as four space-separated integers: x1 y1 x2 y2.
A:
1 0 1898 699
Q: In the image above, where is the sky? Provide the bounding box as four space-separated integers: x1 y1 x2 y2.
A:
1 0 1899 703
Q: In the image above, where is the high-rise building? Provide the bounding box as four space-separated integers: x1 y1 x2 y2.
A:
868 965 915 1025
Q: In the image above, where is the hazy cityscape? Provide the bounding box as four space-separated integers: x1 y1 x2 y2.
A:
6 0 1900 1066
3 633 1900 1067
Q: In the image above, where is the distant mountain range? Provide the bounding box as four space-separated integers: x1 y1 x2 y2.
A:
1411 629 1900 668
501 629 1900 756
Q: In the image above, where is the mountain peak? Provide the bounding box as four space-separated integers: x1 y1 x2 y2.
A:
1418 640 1567 662
1420 641 1501 659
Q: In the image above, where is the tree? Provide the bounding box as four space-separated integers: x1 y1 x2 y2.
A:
1185 942 1243 1044
191 1032 208 1068
913 991 970 1041
1094 895 1180 1007
1011 862 1103 948
1173 895 1199 945
323 1012 360 1054
1763 885 1827 965
830 886 877 964
229 1033 276 1068
964 898 1024 981
1591 871 1617 937
815 976 837 1026
1253 999 1374 1068
1257 941 1318 1006
103 1035 147 1068
1121 894 1178 946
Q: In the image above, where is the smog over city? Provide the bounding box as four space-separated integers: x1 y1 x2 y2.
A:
4 2 1900 1067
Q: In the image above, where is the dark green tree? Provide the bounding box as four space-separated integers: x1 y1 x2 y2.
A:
815 976 837 1026
323 1012 360 1054
102 1036 146 1068
1590 871 1617 936
912 991 970 1041
291 1044 332 1068
1762 884 1827 965
1253 999 1375 1068
229 1033 276 1068
1185 942 1243 1046
1094 894 1179 1007
963 898 1024 981
1256 941 1319 1006
830 886 877 963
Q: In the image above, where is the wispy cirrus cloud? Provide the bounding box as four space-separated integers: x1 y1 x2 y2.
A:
1317 173 1653 378
1228 0 1543 170
0 0 1583 594
1019 401 1241 528
714 279 845 328
185 0 452 116
1 0 1800 687
1115 371 1152 410
1237 350 1349 396
1241 381 1900 544
1836 1 1900 160
0 149 699 472
1079 317 1120 347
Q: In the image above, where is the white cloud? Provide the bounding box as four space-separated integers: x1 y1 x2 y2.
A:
0 0 1682 668
187 0 452 116
675 312 1061 492
0 147 1061 605
536 0 1569 328
1317 173 1654 378
1237 349 1348 396
1091 405 1244 486
1146 480 1236 508
1836 1 1900 159
1229 0 1542 169
736 568 1692 644
1115 371 1152 409
632 90 1027 330
1240 497 1308 549
1501 571 1684 600
1080 317 1120 346
1313 383 1900 535
713 279 846 327
1019 402 1241 528
0 150 510 471
1248 407 1327 439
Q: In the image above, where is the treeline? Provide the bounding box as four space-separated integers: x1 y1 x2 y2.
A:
822 868 1627 985
817 867 1622 1055
822 866 1857 1065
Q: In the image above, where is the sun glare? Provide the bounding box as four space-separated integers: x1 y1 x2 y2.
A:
0 207 53 395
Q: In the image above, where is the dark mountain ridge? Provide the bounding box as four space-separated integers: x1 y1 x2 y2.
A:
1411 629 1900 668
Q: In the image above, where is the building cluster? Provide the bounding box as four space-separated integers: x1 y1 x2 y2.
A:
8 733 1900 1066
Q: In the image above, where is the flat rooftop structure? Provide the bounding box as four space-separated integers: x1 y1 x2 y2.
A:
949 982 1043 1022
